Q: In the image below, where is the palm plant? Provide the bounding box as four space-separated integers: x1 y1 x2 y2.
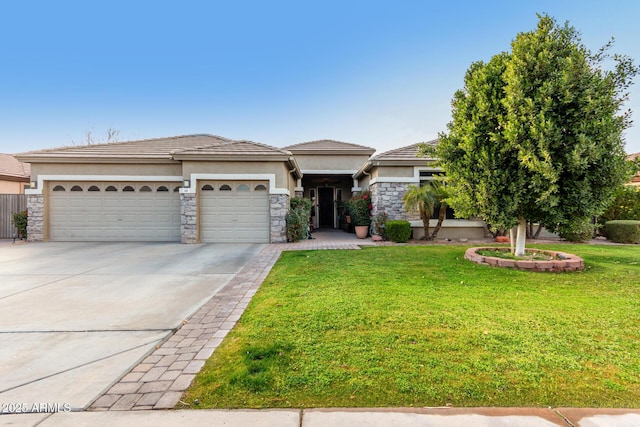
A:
402 185 437 240
429 180 449 240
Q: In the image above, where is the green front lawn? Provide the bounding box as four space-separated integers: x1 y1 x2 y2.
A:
184 244 640 408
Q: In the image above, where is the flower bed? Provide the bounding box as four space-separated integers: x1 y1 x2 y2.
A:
464 247 584 272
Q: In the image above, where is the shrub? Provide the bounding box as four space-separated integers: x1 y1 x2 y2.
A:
12 210 28 239
605 220 640 243
372 211 388 239
558 218 594 242
286 197 312 242
385 220 411 243
601 186 640 222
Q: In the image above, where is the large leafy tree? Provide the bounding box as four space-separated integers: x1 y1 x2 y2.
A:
433 14 637 255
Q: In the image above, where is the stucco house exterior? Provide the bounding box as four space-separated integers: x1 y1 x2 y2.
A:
16 134 484 243
629 152 640 186
0 153 30 194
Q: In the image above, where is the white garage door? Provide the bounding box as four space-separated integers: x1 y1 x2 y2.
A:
200 181 269 243
49 182 181 242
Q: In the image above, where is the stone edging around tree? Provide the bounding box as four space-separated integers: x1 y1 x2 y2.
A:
464 247 584 272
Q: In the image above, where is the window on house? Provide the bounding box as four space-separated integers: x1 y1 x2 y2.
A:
219 185 232 191
255 184 267 191
201 184 214 191
123 186 135 192
174 186 180 192
88 185 100 192
157 186 169 192
237 184 250 191
105 185 117 192
53 185 66 192
140 186 152 192
70 185 83 192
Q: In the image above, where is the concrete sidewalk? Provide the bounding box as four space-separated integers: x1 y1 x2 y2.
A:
2 407 640 426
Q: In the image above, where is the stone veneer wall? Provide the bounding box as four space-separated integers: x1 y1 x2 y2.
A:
180 193 197 244
26 194 44 242
370 182 419 221
270 194 289 243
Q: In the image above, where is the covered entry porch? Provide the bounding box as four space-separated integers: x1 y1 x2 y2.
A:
297 173 355 230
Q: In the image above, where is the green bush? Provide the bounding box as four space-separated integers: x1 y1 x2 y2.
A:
558 218 594 242
605 220 640 243
601 186 640 222
12 210 28 239
286 197 312 242
385 220 411 243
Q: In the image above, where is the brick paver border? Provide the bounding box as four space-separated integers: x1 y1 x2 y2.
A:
91 235 365 411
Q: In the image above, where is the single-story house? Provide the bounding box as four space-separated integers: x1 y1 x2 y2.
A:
0 153 30 194
16 134 485 243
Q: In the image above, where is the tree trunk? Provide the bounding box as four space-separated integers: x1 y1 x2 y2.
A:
533 223 543 239
515 216 527 256
421 213 430 240
431 204 447 239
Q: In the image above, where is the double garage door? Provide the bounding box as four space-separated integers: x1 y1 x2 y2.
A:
199 181 269 243
49 182 181 242
48 180 270 243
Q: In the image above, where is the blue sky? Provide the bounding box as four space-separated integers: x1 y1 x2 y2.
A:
1 1 640 155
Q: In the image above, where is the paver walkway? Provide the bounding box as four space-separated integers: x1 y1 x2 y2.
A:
91 229 367 411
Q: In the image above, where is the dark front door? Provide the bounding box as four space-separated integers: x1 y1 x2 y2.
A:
318 187 334 228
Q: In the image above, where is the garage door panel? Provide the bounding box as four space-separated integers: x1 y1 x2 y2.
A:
200 181 269 243
49 182 181 242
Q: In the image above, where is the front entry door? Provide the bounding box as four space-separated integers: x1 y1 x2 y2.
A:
317 187 334 228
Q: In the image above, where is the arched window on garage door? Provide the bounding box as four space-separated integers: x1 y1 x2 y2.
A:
201 184 214 191
157 186 169 192
71 185 83 192
105 186 118 192
255 184 267 191
237 184 250 191
88 185 100 192
53 185 66 191
123 186 135 192
219 184 232 191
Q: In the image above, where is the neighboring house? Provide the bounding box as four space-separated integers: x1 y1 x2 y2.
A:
16 134 483 243
629 152 640 186
0 153 30 193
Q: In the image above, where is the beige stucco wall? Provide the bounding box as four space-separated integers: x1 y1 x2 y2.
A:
375 166 415 178
0 180 26 194
182 160 293 190
294 154 370 172
30 162 182 178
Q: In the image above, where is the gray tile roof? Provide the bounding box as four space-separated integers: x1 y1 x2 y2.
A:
284 139 375 154
370 139 438 161
17 134 234 160
174 139 291 157
0 153 30 179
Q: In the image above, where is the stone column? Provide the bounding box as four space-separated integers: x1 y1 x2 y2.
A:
371 182 416 221
26 194 44 242
180 193 197 244
270 194 289 243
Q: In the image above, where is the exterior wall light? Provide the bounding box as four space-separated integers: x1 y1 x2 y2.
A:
183 179 190 188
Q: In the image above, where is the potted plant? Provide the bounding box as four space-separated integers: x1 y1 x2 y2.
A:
348 190 372 238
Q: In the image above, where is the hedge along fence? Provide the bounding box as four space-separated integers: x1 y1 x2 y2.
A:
605 220 640 244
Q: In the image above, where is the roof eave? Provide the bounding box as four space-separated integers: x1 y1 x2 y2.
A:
14 155 178 164
172 153 293 162
288 149 376 156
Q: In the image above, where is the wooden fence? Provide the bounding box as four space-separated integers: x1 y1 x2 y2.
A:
0 194 27 238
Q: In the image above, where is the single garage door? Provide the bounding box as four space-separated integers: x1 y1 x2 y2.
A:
200 181 269 243
49 182 181 241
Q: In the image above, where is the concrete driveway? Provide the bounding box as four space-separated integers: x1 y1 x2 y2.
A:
0 241 264 411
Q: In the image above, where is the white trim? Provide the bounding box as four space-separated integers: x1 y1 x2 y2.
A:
369 166 444 186
351 187 362 193
25 175 182 195
182 173 289 196
302 170 357 175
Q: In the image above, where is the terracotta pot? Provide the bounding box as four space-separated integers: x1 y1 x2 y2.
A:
355 225 369 239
